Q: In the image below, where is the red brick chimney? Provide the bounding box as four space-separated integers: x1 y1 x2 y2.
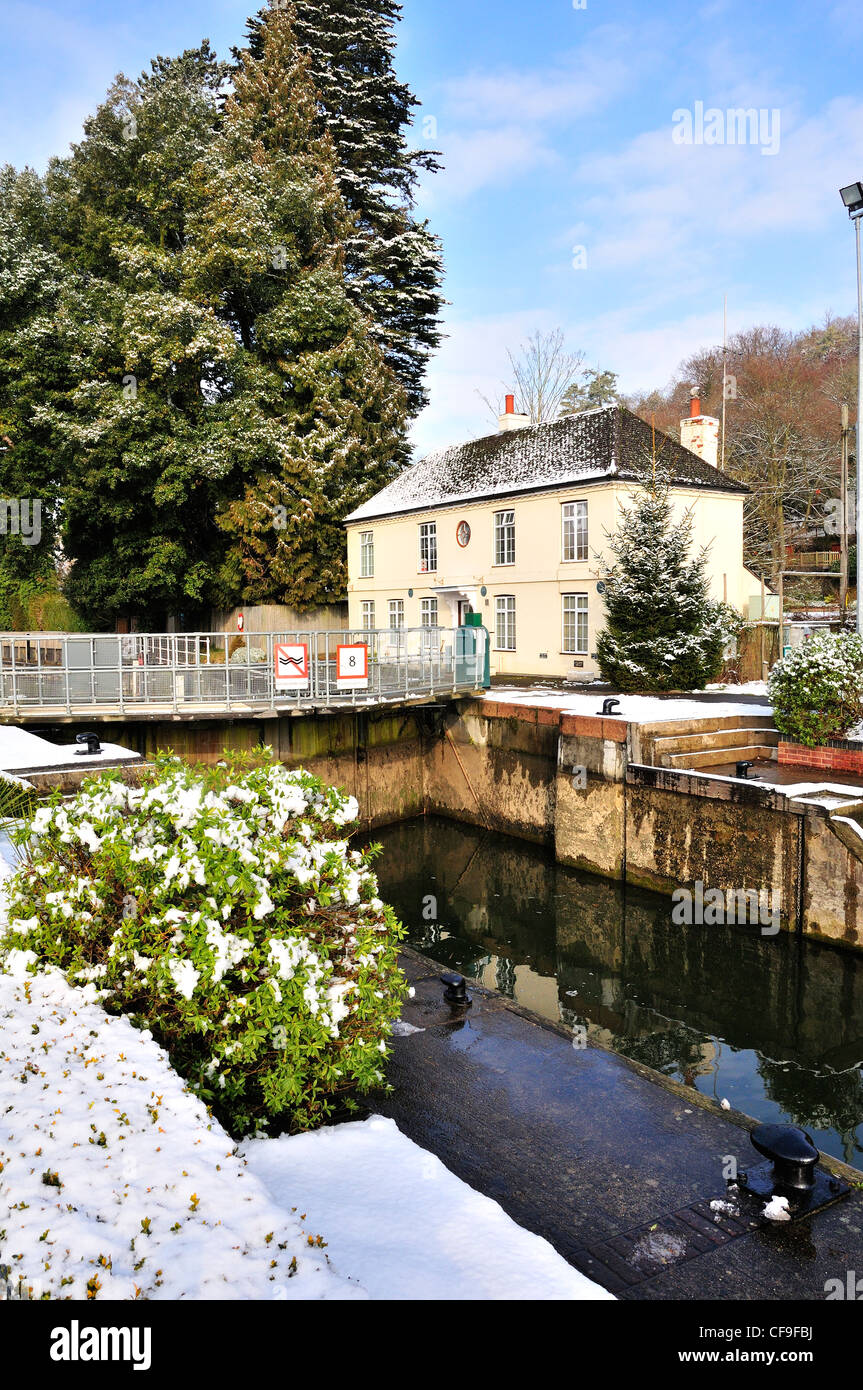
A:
681 386 719 467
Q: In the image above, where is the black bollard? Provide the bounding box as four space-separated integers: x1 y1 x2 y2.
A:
440 972 472 1008
75 732 102 756
750 1123 818 1193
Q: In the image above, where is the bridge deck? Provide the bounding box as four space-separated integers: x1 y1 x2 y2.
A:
0 626 489 720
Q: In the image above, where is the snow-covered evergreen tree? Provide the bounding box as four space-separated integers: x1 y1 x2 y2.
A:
209 11 408 608
595 469 727 692
0 165 68 622
16 14 406 622
37 44 236 625
244 0 444 418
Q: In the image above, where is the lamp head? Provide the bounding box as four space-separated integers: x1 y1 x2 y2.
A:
840 182 863 216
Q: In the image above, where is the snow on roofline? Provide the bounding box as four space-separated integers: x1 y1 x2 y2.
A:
346 405 748 525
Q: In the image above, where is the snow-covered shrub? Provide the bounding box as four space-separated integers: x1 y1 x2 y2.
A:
0 753 407 1135
768 630 863 747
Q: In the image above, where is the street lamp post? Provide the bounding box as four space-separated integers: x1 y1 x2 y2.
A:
839 182 863 634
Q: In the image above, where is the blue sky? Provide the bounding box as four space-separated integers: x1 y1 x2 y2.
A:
2 0 863 457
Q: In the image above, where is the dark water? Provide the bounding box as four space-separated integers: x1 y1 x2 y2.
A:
365 815 863 1168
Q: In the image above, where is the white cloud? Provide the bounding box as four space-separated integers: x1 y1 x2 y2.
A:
417 23 647 206
410 307 566 457
420 125 558 204
570 96 863 279
440 39 630 126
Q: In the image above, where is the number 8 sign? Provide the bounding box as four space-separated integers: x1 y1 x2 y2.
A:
336 643 368 690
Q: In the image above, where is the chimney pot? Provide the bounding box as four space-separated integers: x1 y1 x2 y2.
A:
498 393 531 433
681 391 720 468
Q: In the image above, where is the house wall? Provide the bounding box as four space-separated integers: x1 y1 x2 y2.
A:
346 481 747 679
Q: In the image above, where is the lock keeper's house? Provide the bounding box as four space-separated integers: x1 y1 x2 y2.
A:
345 398 755 681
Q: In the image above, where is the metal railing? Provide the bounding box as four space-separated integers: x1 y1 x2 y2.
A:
0 627 490 715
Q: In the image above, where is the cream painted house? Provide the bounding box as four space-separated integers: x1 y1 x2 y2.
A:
345 400 754 681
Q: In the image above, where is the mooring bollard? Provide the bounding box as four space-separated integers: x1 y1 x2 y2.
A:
74 732 102 756
440 972 472 1008
750 1123 818 1193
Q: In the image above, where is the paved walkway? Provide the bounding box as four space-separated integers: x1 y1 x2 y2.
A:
376 948 863 1301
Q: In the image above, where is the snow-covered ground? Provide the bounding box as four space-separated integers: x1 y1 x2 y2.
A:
706 681 769 697
1 950 608 1301
0 725 139 773
242 1114 607 1300
0 962 355 1301
484 687 772 722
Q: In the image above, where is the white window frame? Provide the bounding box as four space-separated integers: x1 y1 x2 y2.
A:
562 501 588 562
388 599 405 629
359 530 374 578
495 595 516 651
361 600 376 631
418 522 437 573
494 509 515 566
562 593 589 655
420 597 438 627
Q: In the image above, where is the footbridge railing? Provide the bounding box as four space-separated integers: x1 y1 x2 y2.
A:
0 627 491 715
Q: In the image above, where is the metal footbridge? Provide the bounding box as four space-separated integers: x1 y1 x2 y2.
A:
0 626 491 721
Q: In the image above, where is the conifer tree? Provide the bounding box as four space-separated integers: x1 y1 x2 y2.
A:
38 44 235 625
201 12 408 607
15 15 406 622
595 470 727 692
244 0 444 417
0 166 67 623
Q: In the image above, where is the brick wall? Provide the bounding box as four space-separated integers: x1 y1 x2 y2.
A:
778 739 863 773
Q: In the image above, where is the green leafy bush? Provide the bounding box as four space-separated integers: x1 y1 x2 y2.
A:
768 631 863 747
0 753 407 1135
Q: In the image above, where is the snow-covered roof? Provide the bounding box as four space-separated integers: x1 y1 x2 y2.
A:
346 405 748 524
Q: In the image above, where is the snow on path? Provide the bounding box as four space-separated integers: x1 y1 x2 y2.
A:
242 1115 613 1301
483 687 772 722
0 958 609 1300
0 963 357 1301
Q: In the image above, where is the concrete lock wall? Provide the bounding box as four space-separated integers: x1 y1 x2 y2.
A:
47 695 863 949
423 701 863 950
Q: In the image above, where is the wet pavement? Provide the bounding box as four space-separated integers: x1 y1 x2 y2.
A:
375 948 863 1301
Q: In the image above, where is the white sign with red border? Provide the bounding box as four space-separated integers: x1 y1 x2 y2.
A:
274 642 309 691
336 643 368 690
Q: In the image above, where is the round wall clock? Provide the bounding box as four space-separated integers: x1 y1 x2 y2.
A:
456 520 471 547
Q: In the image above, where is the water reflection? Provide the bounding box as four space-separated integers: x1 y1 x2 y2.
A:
366 815 863 1168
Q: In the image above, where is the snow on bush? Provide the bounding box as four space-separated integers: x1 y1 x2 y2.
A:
768 630 863 747
0 753 407 1136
